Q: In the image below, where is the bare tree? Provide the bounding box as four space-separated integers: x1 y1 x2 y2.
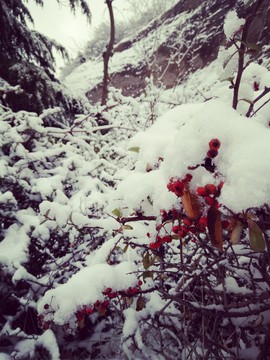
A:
101 0 115 106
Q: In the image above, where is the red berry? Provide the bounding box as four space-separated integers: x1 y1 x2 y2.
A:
167 178 184 197
204 184 217 195
102 301 110 309
42 322 49 330
132 287 139 295
86 307 94 315
184 173 193 182
126 287 133 295
162 235 172 243
177 230 185 238
199 216 207 227
222 220 230 229
149 242 159 250
43 304 49 310
138 280 143 286
172 225 181 233
183 217 193 226
205 196 215 206
171 208 179 218
76 312 84 321
108 292 118 299
103 287 112 295
197 186 207 196
207 150 218 158
160 209 167 218
209 139 221 151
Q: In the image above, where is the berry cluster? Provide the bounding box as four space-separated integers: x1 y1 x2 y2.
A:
38 281 143 330
172 216 209 238
37 313 51 330
75 300 110 321
149 235 172 250
74 282 143 321
207 138 221 159
167 174 193 197
196 182 223 206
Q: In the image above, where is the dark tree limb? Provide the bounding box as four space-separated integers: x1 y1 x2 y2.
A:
232 0 264 110
101 0 115 106
246 86 270 117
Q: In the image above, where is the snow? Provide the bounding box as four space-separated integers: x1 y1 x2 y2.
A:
14 330 60 360
38 262 137 324
0 355 11 360
223 10 245 40
112 99 270 214
0 224 30 268
64 9 192 97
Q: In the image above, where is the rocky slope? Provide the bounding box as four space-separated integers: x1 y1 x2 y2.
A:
64 0 270 104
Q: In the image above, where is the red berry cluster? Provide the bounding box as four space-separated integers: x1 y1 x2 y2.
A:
160 208 181 222
196 182 223 206
167 174 193 197
123 281 143 296
207 138 221 159
74 281 143 322
172 215 209 240
149 235 172 250
37 313 51 330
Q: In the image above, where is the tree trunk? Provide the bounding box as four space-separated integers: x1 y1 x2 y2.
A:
101 0 115 106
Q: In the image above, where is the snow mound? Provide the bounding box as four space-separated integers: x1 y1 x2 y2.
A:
112 99 270 214
38 262 137 324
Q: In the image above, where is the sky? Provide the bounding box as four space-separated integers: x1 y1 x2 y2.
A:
27 0 131 67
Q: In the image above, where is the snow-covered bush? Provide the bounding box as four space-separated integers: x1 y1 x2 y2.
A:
40 6 270 360
1 2 270 359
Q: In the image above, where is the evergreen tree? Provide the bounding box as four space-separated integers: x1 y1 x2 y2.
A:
0 0 91 118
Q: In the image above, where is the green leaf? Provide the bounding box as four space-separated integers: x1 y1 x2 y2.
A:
123 244 129 253
128 147 140 153
112 208 122 218
123 224 133 230
143 252 150 269
223 50 238 69
242 41 261 53
248 220 265 252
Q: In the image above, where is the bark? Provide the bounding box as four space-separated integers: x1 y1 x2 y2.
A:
101 0 115 106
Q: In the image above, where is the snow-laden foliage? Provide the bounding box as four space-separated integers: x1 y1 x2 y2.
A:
0 0 90 116
1 2 270 359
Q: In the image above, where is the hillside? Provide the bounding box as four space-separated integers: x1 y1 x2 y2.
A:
64 0 270 104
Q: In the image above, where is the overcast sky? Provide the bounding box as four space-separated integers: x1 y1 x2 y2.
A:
27 0 131 59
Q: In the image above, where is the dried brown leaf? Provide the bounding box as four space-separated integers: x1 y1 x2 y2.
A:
181 186 201 219
230 220 243 245
207 205 223 252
